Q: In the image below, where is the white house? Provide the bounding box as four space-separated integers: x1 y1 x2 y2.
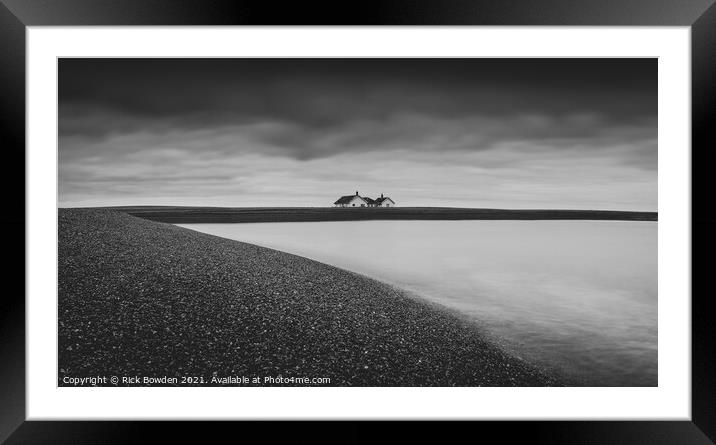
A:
333 191 396 207
334 191 369 208
374 193 395 207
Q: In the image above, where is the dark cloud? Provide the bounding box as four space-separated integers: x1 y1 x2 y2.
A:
59 58 656 133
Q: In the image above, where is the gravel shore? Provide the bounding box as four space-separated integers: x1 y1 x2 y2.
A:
59 209 558 386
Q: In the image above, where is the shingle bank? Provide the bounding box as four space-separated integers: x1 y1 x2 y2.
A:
59 209 558 386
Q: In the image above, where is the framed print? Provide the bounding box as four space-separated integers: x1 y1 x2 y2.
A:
3 0 715 443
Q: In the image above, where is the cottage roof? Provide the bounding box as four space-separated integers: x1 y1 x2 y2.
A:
334 193 393 205
334 195 365 205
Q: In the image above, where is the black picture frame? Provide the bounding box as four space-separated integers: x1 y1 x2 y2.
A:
2 0 714 443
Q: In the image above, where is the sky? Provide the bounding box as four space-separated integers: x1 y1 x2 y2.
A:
58 58 657 210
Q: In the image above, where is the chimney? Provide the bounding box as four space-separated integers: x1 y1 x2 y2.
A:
381 193 384 198
356 191 359 196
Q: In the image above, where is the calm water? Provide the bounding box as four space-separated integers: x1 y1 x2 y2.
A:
179 220 657 386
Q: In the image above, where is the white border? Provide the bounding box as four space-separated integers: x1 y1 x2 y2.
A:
27 27 691 420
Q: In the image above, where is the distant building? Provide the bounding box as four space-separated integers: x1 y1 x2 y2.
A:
333 191 396 208
374 193 395 207
334 191 369 208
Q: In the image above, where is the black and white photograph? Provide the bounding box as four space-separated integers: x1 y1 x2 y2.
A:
58 58 657 388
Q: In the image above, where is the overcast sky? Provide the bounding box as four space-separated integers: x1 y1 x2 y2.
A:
58 58 656 210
